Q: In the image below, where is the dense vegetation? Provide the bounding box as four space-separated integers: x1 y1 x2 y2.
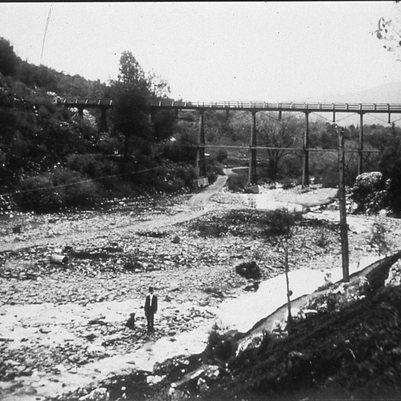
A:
200 285 401 400
1 35 401 213
0 37 220 212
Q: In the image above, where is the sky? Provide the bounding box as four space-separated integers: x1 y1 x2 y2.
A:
0 1 400 102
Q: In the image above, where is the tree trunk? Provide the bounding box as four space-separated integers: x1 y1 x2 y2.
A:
124 135 129 159
268 158 276 180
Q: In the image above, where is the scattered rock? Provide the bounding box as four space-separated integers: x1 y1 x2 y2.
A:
12 225 22 234
172 235 180 244
79 387 109 401
88 317 107 326
168 385 190 401
244 281 260 291
124 260 144 272
85 333 97 341
49 254 68 265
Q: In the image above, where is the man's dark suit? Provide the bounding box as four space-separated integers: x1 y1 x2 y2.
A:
144 293 158 333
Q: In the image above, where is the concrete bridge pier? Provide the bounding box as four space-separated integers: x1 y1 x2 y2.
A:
248 110 258 185
195 109 206 179
99 107 108 132
302 111 310 187
357 111 364 176
77 106 84 119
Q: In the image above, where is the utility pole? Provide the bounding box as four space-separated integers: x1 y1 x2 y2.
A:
337 125 350 281
284 245 293 327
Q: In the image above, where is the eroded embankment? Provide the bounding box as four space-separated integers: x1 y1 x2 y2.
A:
100 252 401 401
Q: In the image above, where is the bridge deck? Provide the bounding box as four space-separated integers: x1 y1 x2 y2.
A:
57 99 401 113
149 100 401 113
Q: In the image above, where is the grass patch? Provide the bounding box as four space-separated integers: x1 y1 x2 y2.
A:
190 209 303 239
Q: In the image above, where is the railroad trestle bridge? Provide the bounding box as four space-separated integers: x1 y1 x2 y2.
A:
57 99 401 186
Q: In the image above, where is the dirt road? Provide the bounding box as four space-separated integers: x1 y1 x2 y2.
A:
0 176 229 254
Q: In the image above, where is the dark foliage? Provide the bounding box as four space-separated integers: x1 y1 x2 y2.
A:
379 138 401 213
207 286 401 400
0 37 18 76
190 209 302 239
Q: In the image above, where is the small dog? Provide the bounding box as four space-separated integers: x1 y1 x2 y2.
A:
125 312 136 329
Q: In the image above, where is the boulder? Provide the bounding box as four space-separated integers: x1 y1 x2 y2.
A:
235 261 261 280
79 387 109 401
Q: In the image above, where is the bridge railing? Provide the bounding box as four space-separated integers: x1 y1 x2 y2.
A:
56 98 113 106
55 98 401 112
148 100 401 112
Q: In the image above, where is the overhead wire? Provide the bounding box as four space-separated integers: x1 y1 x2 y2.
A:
39 4 53 65
0 165 162 198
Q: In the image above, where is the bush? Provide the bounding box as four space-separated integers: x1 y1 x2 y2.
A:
16 169 100 212
386 159 401 214
17 174 62 212
368 221 390 255
52 168 99 207
226 173 248 192
0 37 18 76
204 326 238 364
262 209 299 237
150 162 196 193
216 149 228 163
206 162 224 184
235 261 261 280
195 220 229 238
66 153 119 179
351 171 388 214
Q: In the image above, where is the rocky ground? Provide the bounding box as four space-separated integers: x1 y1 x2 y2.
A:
0 181 400 400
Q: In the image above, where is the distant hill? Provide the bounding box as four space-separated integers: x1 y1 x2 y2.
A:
302 82 401 104
292 82 401 127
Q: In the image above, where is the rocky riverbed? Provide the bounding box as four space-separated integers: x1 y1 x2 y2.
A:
0 183 400 400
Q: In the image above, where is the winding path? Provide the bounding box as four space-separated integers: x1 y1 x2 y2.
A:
0 175 229 254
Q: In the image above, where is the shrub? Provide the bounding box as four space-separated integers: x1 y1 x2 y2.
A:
17 174 62 212
206 162 224 184
281 179 296 190
16 169 100 212
53 168 99 208
226 173 248 192
368 220 390 255
351 171 388 214
262 209 299 237
315 229 330 248
0 37 18 76
235 261 261 280
216 149 228 163
66 154 118 179
386 159 401 214
204 325 238 364
195 220 229 238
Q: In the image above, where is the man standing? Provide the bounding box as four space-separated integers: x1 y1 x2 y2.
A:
144 286 158 333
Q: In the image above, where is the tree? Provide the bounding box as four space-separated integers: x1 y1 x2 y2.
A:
0 37 18 76
375 5 401 59
257 113 303 180
110 51 173 158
